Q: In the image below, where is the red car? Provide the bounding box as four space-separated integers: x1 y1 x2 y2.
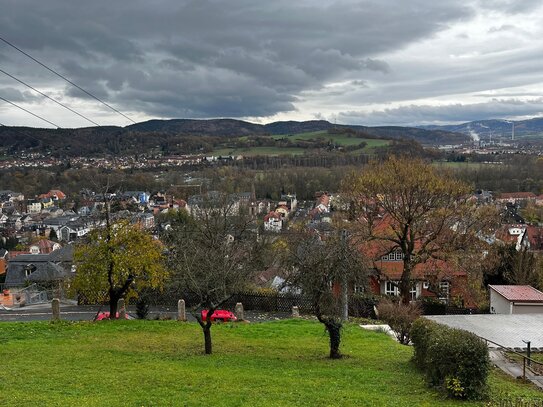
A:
201 309 237 322
96 312 130 321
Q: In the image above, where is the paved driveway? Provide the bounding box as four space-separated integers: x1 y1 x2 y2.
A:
426 314 543 350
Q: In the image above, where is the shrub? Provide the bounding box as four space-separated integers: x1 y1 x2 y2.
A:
410 318 439 368
349 294 379 318
411 317 490 400
376 298 421 344
419 297 446 315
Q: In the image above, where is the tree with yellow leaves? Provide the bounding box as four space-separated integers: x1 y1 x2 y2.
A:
73 220 167 319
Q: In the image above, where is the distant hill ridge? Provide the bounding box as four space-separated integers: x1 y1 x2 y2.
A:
0 118 468 157
421 117 543 139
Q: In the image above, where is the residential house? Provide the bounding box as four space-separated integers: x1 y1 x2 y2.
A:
59 219 91 242
358 214 474 306
4 245 74 287
495 225 530 251
263 211 282 232
122 191 150 205
280 193 297 212
38 189 66 202
489 285 543 314
29 240 61 255
496 192 536 206
27 200 42 214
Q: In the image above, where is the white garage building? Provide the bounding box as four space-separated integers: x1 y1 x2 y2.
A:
489 285 543 314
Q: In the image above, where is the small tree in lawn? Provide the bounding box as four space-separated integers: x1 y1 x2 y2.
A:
73 220 167 319
164 195 261 354
280 230 367 359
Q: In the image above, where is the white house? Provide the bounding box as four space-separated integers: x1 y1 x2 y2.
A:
489 285 543 314
264 211 282 232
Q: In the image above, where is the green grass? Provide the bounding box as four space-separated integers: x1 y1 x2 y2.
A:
0 320 541 406
433 161 501 169
211 146 307 156
273 131 390 151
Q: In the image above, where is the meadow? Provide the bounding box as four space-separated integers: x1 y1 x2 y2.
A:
0 319 541 406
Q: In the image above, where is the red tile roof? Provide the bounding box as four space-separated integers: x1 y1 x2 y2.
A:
490 285 543 303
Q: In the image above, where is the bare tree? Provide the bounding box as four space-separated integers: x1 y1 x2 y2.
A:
280 230 367 359
164 194 263 354
343 156 496 304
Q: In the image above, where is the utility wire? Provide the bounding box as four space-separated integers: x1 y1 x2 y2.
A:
0 68 100 127
0 122 45 144
0 94 61 128
0 35 137 124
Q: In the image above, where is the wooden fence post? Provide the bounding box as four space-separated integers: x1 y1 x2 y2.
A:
118 298 126 319
235 302 244 321
52 298 60 321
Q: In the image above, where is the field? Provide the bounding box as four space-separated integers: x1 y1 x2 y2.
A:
273 130 390 149
0 319 541 406
210 146 307 156
210 131 390 156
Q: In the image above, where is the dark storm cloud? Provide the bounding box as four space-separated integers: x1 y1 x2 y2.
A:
0 87 38 103
0 0 473 119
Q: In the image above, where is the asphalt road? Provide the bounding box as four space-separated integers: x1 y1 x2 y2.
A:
0 303 291 322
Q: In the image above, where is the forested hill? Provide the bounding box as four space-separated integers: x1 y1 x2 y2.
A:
0 118 467 157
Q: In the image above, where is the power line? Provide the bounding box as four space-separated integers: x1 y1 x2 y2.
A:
0 68 100 127
0 122 44 144
0 35 137 124
0 94 61 128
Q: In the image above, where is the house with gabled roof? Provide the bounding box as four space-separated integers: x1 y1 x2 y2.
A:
358 213 475 307
489 285 543 314
4 245 74 287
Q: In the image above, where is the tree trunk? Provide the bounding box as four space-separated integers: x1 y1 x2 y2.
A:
109 292 119 319
399 279 411 305
203 324 212 355
326 320 342 359
400 259 412 305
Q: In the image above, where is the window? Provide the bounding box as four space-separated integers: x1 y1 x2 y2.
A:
410 284 418 301
423 281 429 289
353 285 365 294
439 281 450 301
395 251 404 261
385 281 399 296
24 264 36 277
385 281 418 300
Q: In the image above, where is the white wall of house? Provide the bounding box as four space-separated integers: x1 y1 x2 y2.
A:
490 289 511 314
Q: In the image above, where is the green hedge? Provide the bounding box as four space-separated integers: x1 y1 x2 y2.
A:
410 318 490 400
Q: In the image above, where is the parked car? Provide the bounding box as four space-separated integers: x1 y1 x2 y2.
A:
201 309 237 322
96 311 130 321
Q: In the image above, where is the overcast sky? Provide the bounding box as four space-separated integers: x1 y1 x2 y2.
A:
1 0 542 128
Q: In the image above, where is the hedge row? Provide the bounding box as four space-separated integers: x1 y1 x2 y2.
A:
410 318 490 400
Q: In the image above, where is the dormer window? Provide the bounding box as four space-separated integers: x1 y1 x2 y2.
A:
25 264 37 277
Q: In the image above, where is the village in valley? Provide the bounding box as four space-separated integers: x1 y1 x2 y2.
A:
2 183 543 311
4 1 543 405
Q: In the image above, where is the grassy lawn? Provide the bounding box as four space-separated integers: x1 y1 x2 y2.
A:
0 319 541 406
